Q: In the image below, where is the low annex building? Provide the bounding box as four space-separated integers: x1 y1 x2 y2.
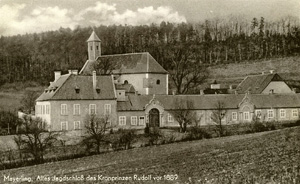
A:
35 31 300 132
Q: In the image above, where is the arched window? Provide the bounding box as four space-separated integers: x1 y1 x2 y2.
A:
124 80 128 84
156 80 160 85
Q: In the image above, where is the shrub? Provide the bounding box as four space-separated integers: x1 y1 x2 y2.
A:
281 120 300 128
147 128 162 146
144 123 150 134
187 126 211 140
118 129 136 150
251 121 268 132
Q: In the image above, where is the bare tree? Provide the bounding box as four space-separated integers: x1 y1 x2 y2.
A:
14 115 58 163
167 44 209 94
83 114 111 154
211 101 227 137
93 58 115 75
21 90 39 114
172 99 196 132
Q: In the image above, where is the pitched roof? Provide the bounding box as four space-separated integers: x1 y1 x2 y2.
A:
236 73 287 94
36 74 116 101
87 31 101 42
115 83 136 93
80 52 168 75
117 94 300 111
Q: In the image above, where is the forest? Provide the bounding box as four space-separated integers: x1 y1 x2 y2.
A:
0 16 300 86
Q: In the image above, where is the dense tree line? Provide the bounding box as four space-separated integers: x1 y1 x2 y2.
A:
0 16 299 86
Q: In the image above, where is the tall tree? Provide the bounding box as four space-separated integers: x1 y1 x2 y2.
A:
211 101 227 137
14 115 58 163
167 44 209 94
172 99 196 132
83 114 111 154
21 90 39 114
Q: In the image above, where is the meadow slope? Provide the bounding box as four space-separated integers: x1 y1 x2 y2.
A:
1 127 299 183
207 56 300 86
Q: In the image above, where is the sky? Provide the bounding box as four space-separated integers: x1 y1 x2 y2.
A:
0 0 299 36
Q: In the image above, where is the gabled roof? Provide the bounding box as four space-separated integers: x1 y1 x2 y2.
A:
115 83 136 93
117 93 300 111
87 31 101 42
236 73 287 94
80 52 168 75
36 74 116 101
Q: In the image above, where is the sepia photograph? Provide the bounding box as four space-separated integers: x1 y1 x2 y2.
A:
0 0 300 183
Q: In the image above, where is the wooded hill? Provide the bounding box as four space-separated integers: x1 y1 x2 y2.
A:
0 16 299 87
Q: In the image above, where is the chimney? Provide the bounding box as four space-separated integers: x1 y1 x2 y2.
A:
72 70 78 75
54 71 61 82
93 71 97 90
270 70 274 74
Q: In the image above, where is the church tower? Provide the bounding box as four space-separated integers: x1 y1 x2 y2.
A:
87 31 101 61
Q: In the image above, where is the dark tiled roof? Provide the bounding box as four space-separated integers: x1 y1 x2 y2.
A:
117 94 300 111
36 74 116 101
236 73 288 94
80 52 168 75
115 83 135 93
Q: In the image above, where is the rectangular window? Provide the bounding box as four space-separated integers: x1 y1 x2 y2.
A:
131 116 137 125
61 104 67 115
268 110 274 119
168 113 174 122
104 104 111 115
73 104 80 115
61 121 68 131
280 109 286 118
74 121 80 130
244 112 250 121
292 109 298 117
119 116 126 126
255 110 262 119
139 116 145 126
232 112 237 121
46 105 50 114
89 104 96 114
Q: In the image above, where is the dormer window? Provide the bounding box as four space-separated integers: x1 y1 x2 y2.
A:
75 86 80 93
124 80 128 84
96 88 101 94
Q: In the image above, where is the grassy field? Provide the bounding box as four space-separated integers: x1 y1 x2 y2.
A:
207 56 300 86
0 127 299 183
0 82 45 111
